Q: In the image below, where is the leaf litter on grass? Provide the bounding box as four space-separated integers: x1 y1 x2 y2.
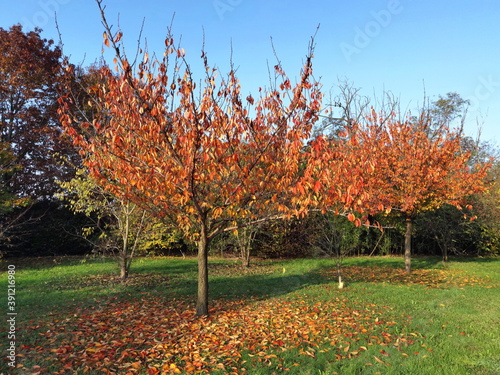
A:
19 291 418 374
69 273 171 289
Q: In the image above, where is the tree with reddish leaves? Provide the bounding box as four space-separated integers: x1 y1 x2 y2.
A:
59 4 328 315
0 25 76 199
347 110 491 273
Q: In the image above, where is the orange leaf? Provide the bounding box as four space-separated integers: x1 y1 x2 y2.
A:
313 180 322 193
113 32 123 43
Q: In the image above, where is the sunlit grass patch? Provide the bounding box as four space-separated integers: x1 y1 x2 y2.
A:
320 264 498 289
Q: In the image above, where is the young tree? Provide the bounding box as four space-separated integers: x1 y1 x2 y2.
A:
59 169 150 280
59 3 325 315
235 222 259 268
349 110 491 273
314 213 353 288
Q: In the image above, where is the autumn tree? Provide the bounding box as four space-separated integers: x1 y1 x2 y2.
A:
59 2 331 315
349 110 491 273
0 25 76 198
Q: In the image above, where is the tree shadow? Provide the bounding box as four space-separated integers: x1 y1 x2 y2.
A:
0 255 93 270
122 258 331 303
209 270 325 300
131 258 197 275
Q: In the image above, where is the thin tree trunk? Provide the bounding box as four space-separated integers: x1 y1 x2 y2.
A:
239 226 256 268
120 202 130 280
443 244 448 262
120 256 128 280
123 210 146 281
404 218 412 274
434 235 449 263
241 246 250 268
337 260 344 289
196 225 209 316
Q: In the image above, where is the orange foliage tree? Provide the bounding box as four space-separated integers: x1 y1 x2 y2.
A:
347 110 491 273
59 6 335 315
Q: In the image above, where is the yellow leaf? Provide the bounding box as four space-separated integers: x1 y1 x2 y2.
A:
374 356 385 364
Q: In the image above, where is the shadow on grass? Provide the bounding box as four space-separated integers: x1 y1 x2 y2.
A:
142 260 331 302
0 255 93 270
209 270 325 300
131 258 198 275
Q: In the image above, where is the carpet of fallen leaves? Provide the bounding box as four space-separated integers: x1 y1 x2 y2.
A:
19 292 415 374
16 261 494 374
322 265 498 289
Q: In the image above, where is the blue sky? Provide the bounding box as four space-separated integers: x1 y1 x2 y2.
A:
2 0 499 144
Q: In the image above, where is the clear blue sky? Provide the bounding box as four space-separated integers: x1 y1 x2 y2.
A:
2 0 499 144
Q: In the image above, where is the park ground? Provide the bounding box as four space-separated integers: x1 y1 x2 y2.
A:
1 255 499 374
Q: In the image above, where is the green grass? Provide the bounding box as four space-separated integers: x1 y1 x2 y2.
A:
1 255 499 374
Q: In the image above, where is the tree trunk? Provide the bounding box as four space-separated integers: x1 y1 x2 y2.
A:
442 243 448 262
238 226 256 268
196 226 209 316
119 201 130 281
404 218 412 274
120 256 129 280
241 247 250 268
240 234 251 268
337 261 344 289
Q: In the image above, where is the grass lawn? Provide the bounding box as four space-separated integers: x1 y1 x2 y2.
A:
1 255 499 374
